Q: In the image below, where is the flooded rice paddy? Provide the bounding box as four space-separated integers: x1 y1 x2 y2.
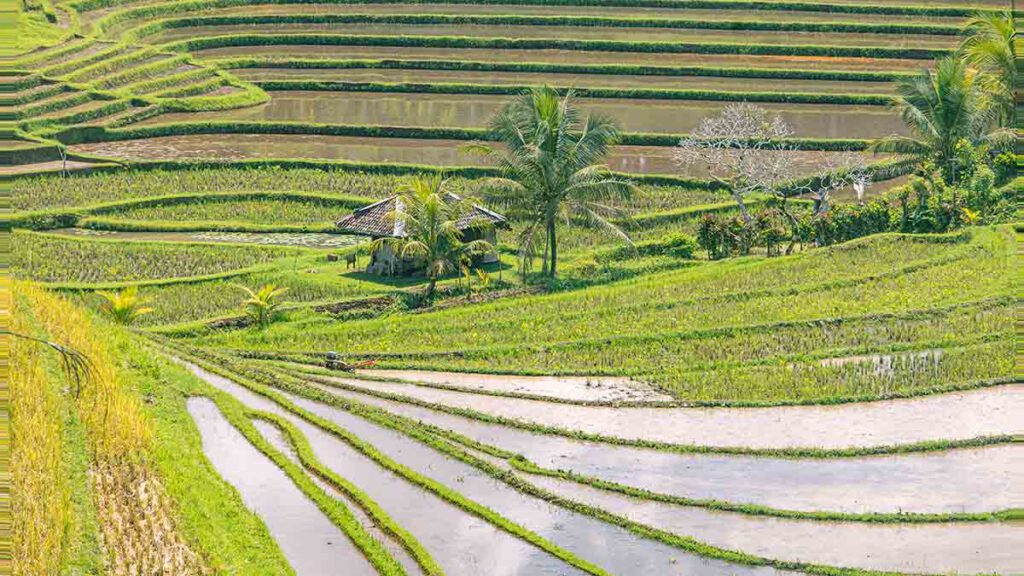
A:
309 376 1024 450
188 362 792 575
70 134 879 177
530 474 1024 574
353 369 673 403
195 45 928 72
233 67 896 95
140 91 908 140
303 378 1024 515
187 396 377 575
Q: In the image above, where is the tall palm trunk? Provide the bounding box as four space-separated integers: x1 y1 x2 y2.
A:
547 219 558 277
424 276 438 303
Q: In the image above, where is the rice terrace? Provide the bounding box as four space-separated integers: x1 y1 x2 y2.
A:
1 0 1021 573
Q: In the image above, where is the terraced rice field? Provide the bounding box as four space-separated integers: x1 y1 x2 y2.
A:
4 0 1020 575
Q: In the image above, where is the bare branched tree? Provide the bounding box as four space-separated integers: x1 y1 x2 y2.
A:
674 103 794 223
675 103 871 252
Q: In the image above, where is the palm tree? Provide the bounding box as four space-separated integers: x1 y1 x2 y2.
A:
871 56 1013 184
239 284 289 328
96 286 153 326
959 11 1015 127
371 175 494 303
469 86 634 278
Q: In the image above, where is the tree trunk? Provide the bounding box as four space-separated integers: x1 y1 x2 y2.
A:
547 219 558 278
424 276 437 304
733 190 753 223
777 198 801 255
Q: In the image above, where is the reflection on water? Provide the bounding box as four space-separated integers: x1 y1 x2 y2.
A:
186 397 377 576
530 474 1024 575
187 363 585 576
71 134 879 178
310 380 1024 515
142 91 907 139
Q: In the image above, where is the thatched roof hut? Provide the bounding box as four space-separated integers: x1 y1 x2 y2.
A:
336 194 508 275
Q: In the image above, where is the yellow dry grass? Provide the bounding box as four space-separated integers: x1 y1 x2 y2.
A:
16 283 207 575
9 280 71 575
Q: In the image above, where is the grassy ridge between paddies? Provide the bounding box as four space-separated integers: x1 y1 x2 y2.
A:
10 229 312 285
53 120 877 152
253 79 892 106
7 190 372 230
211 57 915 83
197 227 1017 402
118 13 965 42
11 283 291 573
160 33 951 60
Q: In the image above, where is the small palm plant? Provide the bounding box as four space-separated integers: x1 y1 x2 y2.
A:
239 284 289 328
96 286 153 326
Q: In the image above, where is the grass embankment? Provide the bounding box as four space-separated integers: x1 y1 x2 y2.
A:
197 228 1016 402
12 284 212 573
213 57 915 83
255 80 892 106
121 13 965 40
163 33 950 60
10 230 308 285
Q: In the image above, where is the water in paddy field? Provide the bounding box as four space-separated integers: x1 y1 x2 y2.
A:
186 397 378 576
185 361 794 575
302 377 1024 515
140 92 908 140
303 377 1024 450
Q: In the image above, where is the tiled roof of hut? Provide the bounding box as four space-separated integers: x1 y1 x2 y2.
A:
336 194 508 238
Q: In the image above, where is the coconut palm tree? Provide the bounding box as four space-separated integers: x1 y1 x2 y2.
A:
468 86 634 278
372 175 494 303
959 11 1016 126
871 56 1013 184
96 286 153 326
239 284 289 328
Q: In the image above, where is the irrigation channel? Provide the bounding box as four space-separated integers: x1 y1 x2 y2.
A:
179 357 1024 575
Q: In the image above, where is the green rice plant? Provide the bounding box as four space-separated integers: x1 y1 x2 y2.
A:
214 56 913 83
199 228 1013 396
163 33 950 61
256 79 891 106
100 196 356 226
11 230 301 284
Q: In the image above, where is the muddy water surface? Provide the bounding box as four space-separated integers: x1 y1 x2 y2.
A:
234 67 896 95
185 361 794 575
187 364 587 576
354 369 672 402
151 23 955 49
309 376 1024 450
251 419 425 576
141 91 907 139
195 45 927 72
70 134 875 177
309 381 1024 514
186 397 376 576
530 475 1024 575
